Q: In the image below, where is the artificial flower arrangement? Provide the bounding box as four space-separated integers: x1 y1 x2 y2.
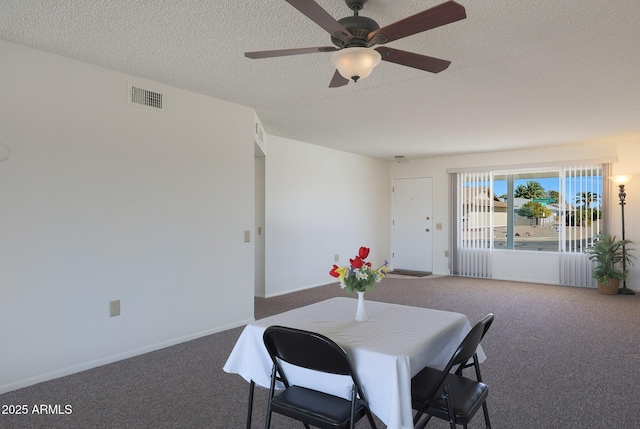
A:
329 246 388 293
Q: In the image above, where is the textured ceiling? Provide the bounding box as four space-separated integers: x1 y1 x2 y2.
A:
1 0 639 160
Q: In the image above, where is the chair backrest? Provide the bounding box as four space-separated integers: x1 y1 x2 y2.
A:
479 313 494 342
424 314 494 398
450 313 494 368
263 325 356 377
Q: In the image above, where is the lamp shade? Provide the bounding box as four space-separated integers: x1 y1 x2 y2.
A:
609 175 633 185
330 47 382 82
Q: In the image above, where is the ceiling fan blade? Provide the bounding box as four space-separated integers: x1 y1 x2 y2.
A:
245 46 339 59
368 0 466 45
329 70 349 88
376 47 451 73
286 0 353 43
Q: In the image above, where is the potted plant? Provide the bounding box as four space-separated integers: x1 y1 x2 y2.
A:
585 234 635 294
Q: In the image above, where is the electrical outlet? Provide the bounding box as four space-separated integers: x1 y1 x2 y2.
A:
334 254 340 262
110 300 120 317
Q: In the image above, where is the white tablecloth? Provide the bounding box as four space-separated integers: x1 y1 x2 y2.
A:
223 297 485 429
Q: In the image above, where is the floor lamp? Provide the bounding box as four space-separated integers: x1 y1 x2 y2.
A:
609 175 635 295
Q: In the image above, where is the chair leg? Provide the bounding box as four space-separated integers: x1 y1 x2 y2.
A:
264 410 271 429
413 410 423 426
350 386 357 429
264 407 272 429
265 366 277 429
482 400 491 428
246 380 255 429
474 357 491 427
415 414 432 429
365 410 378 429
443 382 456 429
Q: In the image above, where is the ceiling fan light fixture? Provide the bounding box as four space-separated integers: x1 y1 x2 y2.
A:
330 47 381 82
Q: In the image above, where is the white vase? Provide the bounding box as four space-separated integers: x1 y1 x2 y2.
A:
355 291 368 321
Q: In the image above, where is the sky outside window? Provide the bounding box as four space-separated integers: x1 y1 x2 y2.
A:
493 174 602 205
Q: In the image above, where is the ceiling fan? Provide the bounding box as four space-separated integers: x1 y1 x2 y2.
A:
245 0 466 87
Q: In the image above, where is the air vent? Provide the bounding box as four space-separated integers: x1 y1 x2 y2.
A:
129 85 165 110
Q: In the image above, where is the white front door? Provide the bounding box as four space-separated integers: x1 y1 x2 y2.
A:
392 177 433 272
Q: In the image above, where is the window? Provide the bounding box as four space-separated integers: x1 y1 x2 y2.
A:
493 167 602 252
452 163 607 284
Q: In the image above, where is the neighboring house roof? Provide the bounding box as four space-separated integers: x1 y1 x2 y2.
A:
461 187 508 208
547 203 576 212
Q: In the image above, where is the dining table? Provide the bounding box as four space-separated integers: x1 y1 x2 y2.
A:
223 297 485 429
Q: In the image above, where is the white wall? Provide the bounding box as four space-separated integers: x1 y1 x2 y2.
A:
264 136 391 297
390 141 640 289
0 41 255 393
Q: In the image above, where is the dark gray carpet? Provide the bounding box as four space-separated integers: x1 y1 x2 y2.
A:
2 276 639 428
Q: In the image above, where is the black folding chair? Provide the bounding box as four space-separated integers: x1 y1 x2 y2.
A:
263 325 378 429
411 313 494 429
455 313 494 377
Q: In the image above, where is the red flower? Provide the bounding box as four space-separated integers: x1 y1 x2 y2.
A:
358 247 370 259
350 256 364 269
329 264 340 277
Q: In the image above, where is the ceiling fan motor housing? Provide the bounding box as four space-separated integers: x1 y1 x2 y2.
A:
331 15 380 48
345 0 367 11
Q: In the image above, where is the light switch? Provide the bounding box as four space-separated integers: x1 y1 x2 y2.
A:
244 230 251 243
436 223 443 230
